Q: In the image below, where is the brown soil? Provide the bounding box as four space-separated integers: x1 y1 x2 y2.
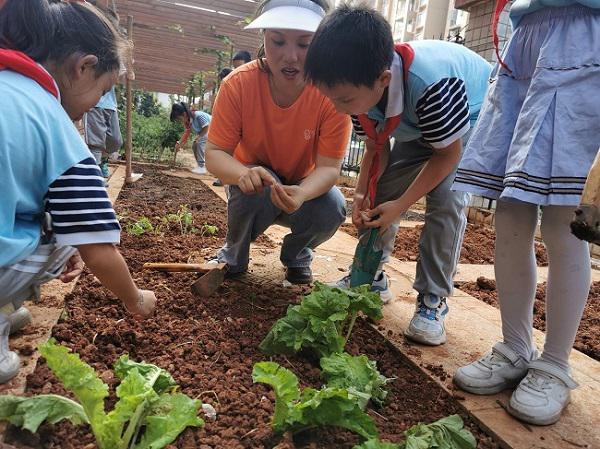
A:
340 223 549 266
7 166 499 449
455 277 600 361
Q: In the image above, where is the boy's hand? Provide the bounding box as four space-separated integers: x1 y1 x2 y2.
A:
238 167 276 195
351 192 370 229
363 199 405 231
271 184 307 214
124 289 156 320
59 252 85 283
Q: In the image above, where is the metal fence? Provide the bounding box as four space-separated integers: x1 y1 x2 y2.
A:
341 131 365 176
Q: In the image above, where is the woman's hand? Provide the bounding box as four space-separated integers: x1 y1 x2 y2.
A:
59 252 85 283
362 199 406 231
271 184 307 214
238 167 276 195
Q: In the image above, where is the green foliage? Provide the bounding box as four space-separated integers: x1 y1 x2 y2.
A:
320 353 391 409
252 362 378 440
259 282 383 358
0 340 203 449
165 205 195 235
200 223 219 237
353 415 476 449
125 217 155 236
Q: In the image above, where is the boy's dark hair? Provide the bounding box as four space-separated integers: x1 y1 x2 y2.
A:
305 4 394 88
232 50 251 63
170 102 192 122
218 67 233 80
0 0 125 75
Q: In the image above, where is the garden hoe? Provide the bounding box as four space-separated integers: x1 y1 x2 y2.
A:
142 262 227 297
571 149 600 245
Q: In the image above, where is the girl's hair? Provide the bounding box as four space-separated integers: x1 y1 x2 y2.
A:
170 102 192 122
0 0 125 75
254 0 330 72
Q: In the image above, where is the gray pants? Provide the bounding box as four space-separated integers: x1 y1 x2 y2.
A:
193 139 206 167
84 107 123 162
360 138 470 297
217 169 346 273
0 244 76 310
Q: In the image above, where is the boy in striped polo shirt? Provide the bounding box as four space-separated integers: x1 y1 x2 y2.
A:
305 4 491 346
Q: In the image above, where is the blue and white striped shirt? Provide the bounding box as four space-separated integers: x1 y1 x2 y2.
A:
47 157 120 246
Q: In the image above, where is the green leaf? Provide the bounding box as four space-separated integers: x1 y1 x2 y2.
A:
296 387 378 440
103 368 160 446
320 353 391 409
353 439 401 449
260 282 382 358
39 339 115 448
113 355 177 394
0 394 87 433
133 393 204 449
252 362 301 432
253 362 377 440
346 285 383 321
401 415 476 449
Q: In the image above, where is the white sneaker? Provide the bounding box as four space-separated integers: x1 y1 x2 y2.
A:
453 342 532 394
329 271 394 303
404 294 449 346
0 316 21 384
508 359 578 425
192 166 207 174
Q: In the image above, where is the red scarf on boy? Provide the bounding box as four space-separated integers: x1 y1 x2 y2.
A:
356 43 414 206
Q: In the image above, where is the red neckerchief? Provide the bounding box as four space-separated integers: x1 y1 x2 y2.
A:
0 49 59 99
492 0 511 73
357 43 415 205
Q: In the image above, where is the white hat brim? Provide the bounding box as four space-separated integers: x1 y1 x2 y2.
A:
245 6 322 33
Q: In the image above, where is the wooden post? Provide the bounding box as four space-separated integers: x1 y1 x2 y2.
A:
125 15 134 183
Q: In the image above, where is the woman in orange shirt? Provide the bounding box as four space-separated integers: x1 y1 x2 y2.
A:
206 0 351 284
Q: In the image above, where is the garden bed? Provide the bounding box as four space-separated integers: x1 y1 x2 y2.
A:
340 223 549 266
6 166 499 449
455 277 600 361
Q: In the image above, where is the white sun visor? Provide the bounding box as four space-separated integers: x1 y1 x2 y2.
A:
245 0 326 33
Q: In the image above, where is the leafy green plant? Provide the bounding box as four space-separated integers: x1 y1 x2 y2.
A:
200 223 219 237
320 353 391 409
166 205 195 235
352 415 476 449
125 217 154 236
0 340 203 449
252 361 378 440
259 282 383 358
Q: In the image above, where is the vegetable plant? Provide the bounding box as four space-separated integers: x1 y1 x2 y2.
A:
125 217 155 236
252 361 378 440
320 352 391 409
352 415 476 449
165 205 195 235
0 340 203 449
259 282 383 358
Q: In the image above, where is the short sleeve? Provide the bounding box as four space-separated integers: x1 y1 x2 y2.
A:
416 78 470 149
316 101 352 159
47 157 120 246
207 77 243 150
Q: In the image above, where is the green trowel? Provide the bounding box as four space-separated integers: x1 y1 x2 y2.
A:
349 227 382 287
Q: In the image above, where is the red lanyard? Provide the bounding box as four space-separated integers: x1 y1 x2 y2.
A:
356 43 414 206
492 0 512 73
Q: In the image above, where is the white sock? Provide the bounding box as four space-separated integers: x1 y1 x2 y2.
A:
495 200 539 361
539 206 591 371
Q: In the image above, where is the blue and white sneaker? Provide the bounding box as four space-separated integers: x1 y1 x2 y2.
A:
404 294 449 345
330 271 394 304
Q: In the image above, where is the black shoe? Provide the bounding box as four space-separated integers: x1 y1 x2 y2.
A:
212 180 223 187
285 266 313 284
206 258 246 279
